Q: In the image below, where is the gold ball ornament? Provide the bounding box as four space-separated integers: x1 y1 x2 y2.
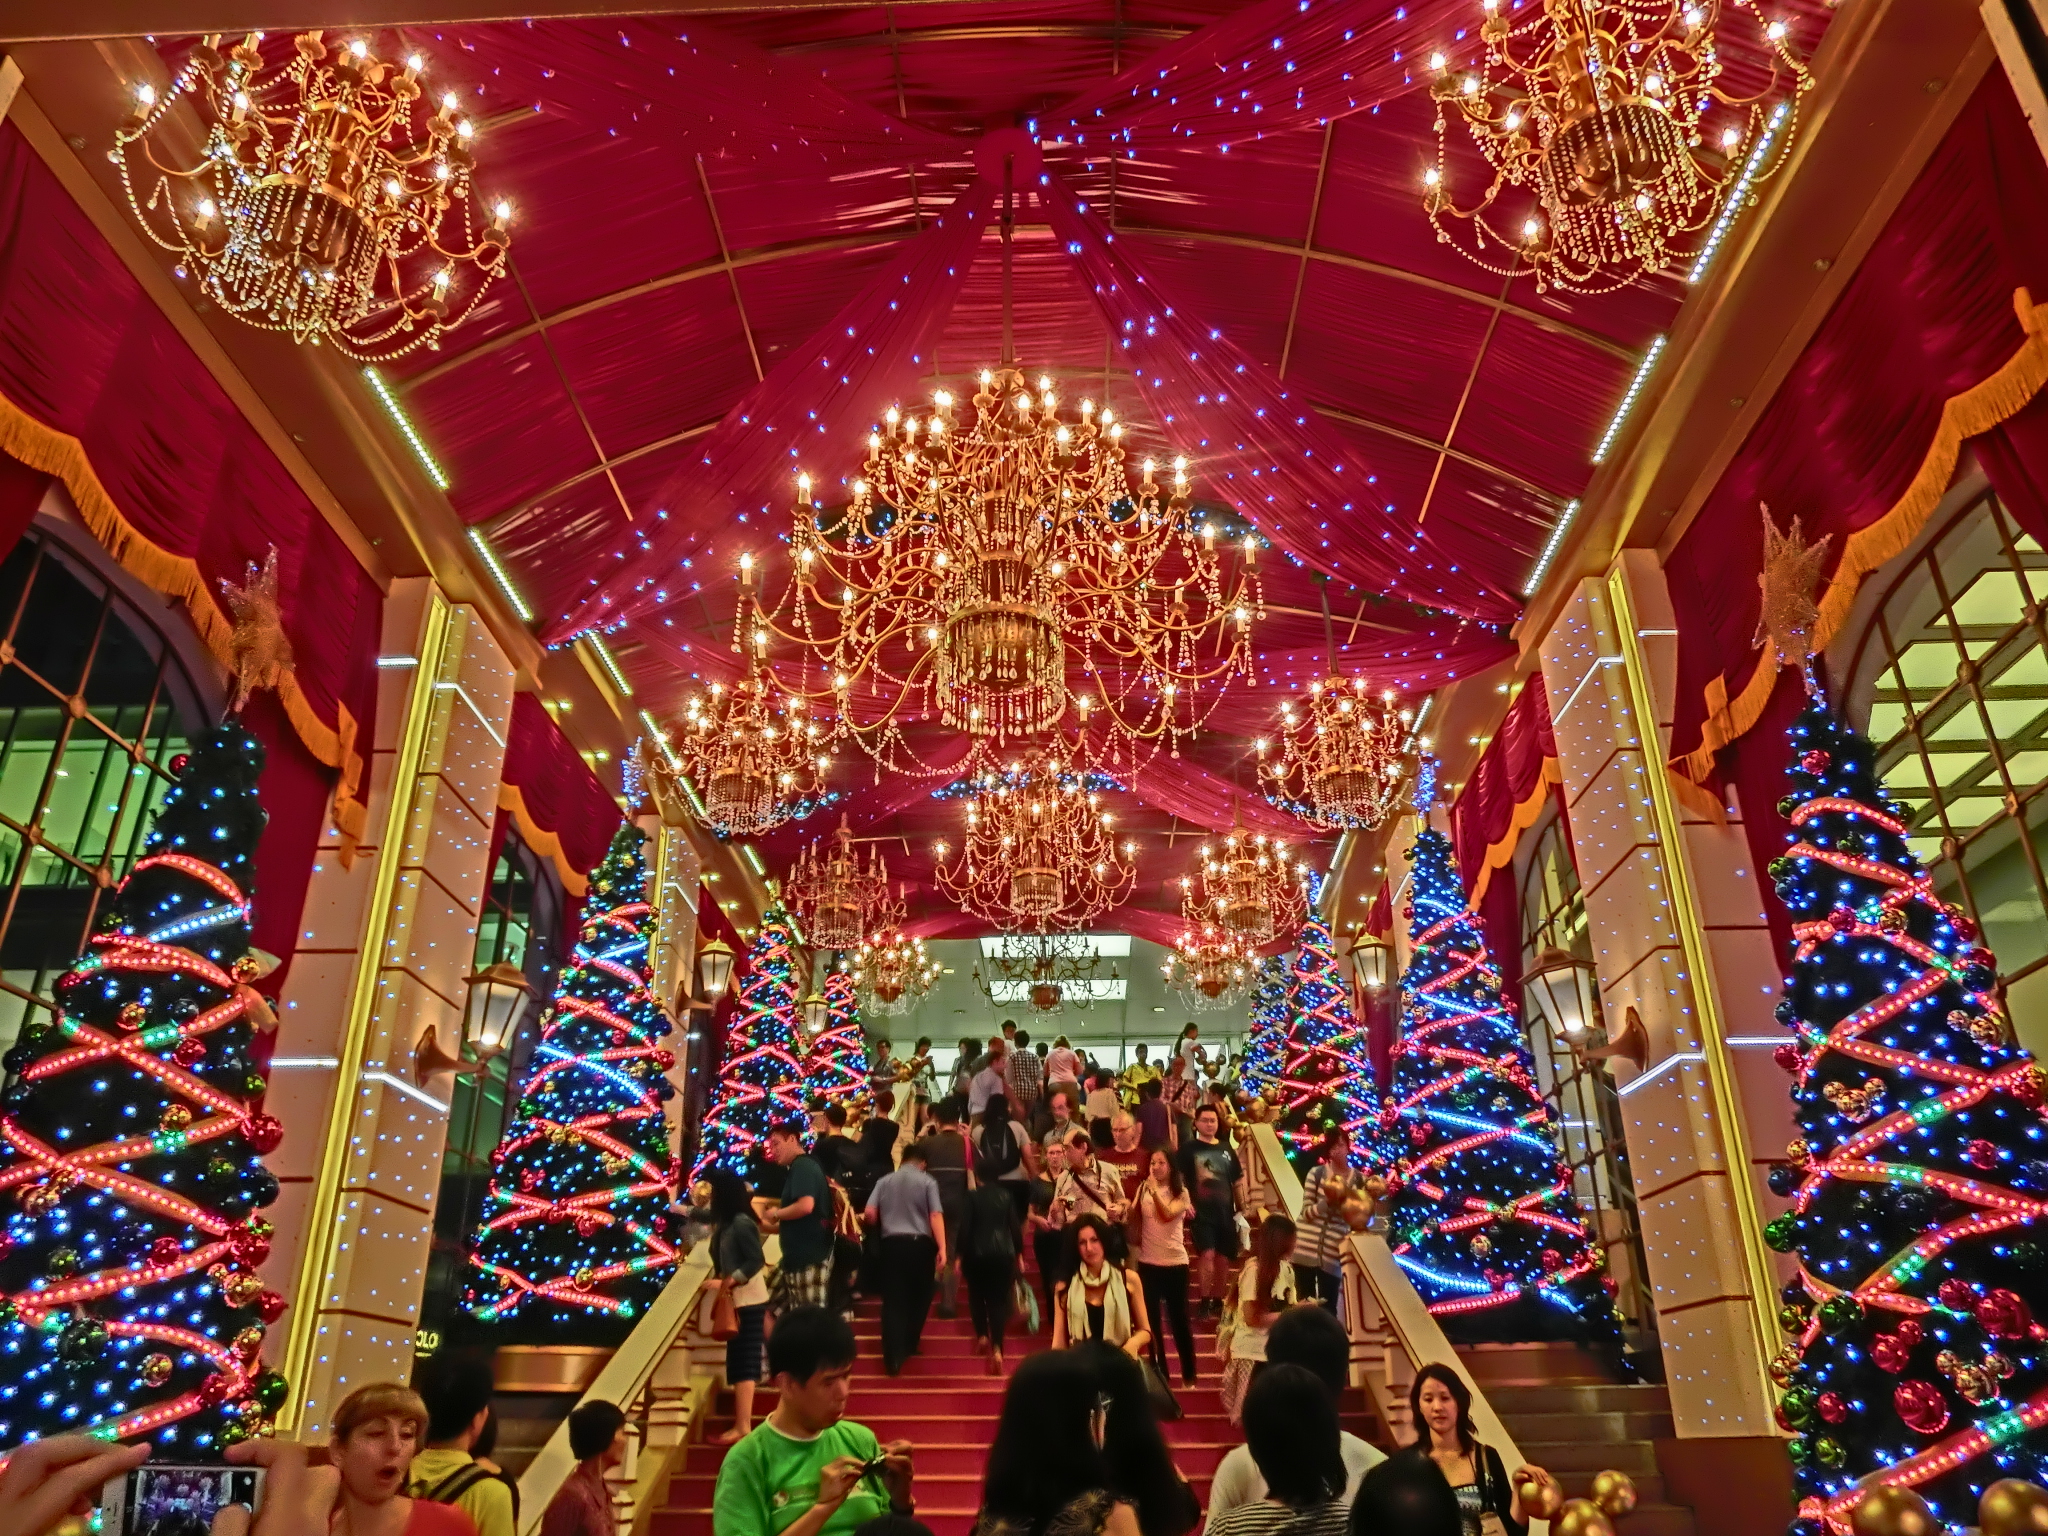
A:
1551 1498 1616 1536
1981 1480 2048 1535
1513 1468 1565 1521
1849 1484 1941 1536
1589 1470 1637 1519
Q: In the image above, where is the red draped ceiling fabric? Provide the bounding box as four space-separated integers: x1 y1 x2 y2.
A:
492 694 625 900
0 123 383 977
1449 674 1562 987
1663 76 2048 953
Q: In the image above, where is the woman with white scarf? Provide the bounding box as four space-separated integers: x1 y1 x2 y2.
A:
1051 1213 1152 1359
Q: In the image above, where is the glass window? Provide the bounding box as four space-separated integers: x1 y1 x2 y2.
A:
1843 492 2048 1059
0 531 209 1063
1517 814 1657 1345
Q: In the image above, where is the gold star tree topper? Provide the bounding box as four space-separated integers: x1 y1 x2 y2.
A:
219 546 294 712
1754 506 1832 675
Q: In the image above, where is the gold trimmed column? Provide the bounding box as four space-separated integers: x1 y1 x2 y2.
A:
268 581 516 1434
1536 559 1791 1437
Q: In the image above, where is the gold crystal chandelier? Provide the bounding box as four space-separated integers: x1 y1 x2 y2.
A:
753 366 1261 772
851 931 938 1017
663 618 836 838
934 744 1137 932
1259 679 1420 832
784 817 900 951
114 32 513 359
1161 923 1252 1013
1179 821 1311 948
1422 0 1811 293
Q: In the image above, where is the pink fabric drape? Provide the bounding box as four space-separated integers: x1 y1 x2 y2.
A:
490 694 626 890
1450 676 1558 893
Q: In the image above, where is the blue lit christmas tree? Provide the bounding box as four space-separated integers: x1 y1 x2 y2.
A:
1765 681 2048 1532
692 913 808 1181
1270 916 1371 1173
1239 955 1289 1105
802 967 870 1114
465 826 679 1331
0 722 289 1457
1380 763 1616 1346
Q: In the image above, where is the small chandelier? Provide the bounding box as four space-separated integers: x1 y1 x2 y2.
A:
1179 820 1311 948
1422 0 1811 293
974 932 1117 1015
935 744 1137 932
661 603 838 838
784 818 901 951
1162 922 1251 1013
755 366 1262 771
1259 679 1419 831
114 32 513 359
852 931 939 1017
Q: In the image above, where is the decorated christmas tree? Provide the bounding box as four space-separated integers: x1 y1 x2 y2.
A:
465 826 679 1331
0 722 290 1456
1380 770 1616 1346
1764 681 2048 1532
802 967 870 1115
1238 954 1289 1105
1269 916 1372 1173
692 913 809 1181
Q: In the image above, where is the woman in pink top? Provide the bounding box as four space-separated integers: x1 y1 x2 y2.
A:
1132 1147 1199 1386
1045 1035 1082 1092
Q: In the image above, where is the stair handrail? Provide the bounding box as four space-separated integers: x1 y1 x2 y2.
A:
1239 1124 1544 1534
515 1244 715 1536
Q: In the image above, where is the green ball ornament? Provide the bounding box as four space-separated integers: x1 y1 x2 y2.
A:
1814 1436 1846 1470
1819 1295 1866 1335
220 1421 250 1447
253 1369 289 1410
207 1157 237 1183
245 1074 268 1096
1787 1435 1814 1466
1764 1214 1799 1253
1780 1387 1817 1429
1779 1303 1810 1334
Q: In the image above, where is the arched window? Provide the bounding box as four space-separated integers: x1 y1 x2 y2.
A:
1516 812 1655 1344
1842 489 2048 1055
0 527 213 1058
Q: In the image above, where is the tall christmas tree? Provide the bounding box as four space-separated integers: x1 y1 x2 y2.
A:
0 722 289 1456
692 913 809 1181
802 968 870 1114
1765 683 2048 1531
1270 916 1372 1173
1381 783 1616 1346
465 826 679 1330
1239 955 1289 1105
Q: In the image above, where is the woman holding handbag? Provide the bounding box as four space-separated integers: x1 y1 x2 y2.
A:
704 1170 771 1443
1131 1149 1197 1388
1409 1364 1554 1536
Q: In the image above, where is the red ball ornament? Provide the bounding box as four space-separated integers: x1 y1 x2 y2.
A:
1894 1379 1950 1436
1872 1330 1916 1374
1800 750 1831 774
150 1237 184 1266
255 1289 288 1323
169 753 190 774
1773 1043 1804 1073
653 1049 676 1071
199 1373 234 1406
1938 1279 1978 1314
1409 1122 1431 1148
242 1114 284 1155
1897 1318 1925 1347
1978 1289 2033 1339
2015 1073 2047 1109
232 1233 272 1269
1816 1391 1848 1425
173 1038 207 1067
1966 1139 2000 1170
574 1212 601 1237
1540 1248 1564 1273
1601 1273 1620 1297
1950 911 1980 942
1967 946 1999 972
1485 1268 1509 1292
1827 907 1856 933
519 1167 543 1192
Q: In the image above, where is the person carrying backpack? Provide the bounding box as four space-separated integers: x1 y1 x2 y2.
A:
970 1092 1031 1223
409 1354 515 1536
962 1131 1024 1373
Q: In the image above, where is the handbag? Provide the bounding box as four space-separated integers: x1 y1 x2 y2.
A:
708 1283 739 1340
1140 1356 1183 1422
1015 1276 1042 1333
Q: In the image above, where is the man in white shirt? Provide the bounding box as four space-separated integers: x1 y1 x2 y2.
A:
968 1037 1007 1124
1204 1304 1385 1528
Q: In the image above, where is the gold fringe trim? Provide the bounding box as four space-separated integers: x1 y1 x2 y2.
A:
0 389 367 864
1674 287 2048 790
497 783 591 898
1466 757 1562 906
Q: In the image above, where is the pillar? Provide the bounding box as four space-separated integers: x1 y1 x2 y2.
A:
267 581 516 1433
1536 556 1793 1438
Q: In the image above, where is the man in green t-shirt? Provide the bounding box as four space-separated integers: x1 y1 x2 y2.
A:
760 1120 835 1311
711 1306 914 1536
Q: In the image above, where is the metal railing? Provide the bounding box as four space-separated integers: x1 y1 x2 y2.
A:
1238 1123 1544 1534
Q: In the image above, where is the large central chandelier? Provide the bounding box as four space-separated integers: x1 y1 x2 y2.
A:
851 931 939 1017
755 366 1262 771
784 818 900 951
114 32 513 359
934 744 1137 932
1260 679 1421 831
974 932 1119 1015
1422 0 1811 293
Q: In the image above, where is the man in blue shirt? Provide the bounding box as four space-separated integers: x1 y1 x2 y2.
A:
863 1140 947 1374
761 1121 835 1312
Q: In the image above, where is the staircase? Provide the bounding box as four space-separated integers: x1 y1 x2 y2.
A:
649 1289 1385 1536
1462 1343 1695 1536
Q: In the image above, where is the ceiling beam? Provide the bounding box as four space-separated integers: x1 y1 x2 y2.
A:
479 416 721 531
0 0 996 43
1308 402 1565 506
1276 123 1334 381
774 20 1193 54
